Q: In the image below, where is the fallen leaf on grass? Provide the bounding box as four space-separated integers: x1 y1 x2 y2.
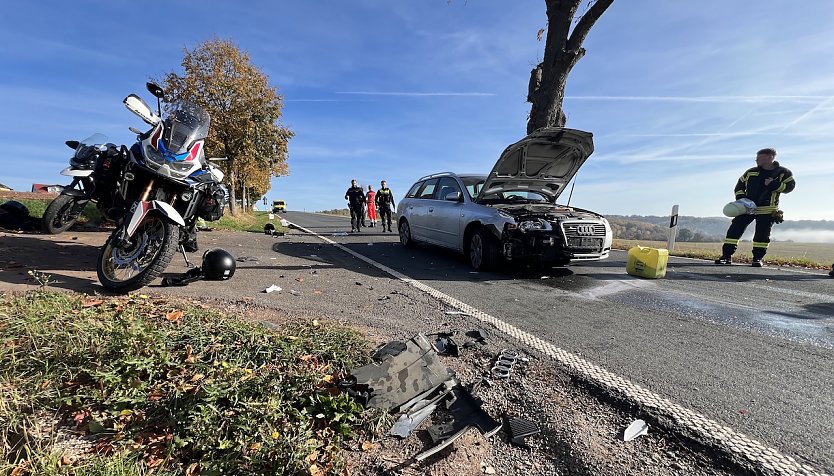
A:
361 441 376 452
190 373 205 383
166 310 184 322
82 297 105 308
185 463 200 476
312 319 320 327
60 454 73 466
309 463 324 476
306 450 319 463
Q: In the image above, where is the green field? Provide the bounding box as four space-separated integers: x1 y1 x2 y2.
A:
614 239 834 268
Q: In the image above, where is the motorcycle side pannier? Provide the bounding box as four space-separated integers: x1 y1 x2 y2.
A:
198 183 226 221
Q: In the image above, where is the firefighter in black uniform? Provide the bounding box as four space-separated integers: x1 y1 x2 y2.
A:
716 148 795 267
345 179 366 233
375 180 395 232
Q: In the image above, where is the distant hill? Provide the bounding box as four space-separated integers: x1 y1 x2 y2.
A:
608 215 834 243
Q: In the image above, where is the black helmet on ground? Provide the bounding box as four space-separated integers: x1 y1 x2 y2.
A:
0 200 30 218
202 248 236 280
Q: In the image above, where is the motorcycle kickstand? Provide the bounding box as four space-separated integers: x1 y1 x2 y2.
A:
180 245 194 268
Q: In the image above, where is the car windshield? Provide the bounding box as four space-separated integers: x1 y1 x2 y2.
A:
460 176 485 199
478 190 551 204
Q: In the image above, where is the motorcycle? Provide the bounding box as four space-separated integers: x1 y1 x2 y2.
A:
41 133 123 234
95 82 227 292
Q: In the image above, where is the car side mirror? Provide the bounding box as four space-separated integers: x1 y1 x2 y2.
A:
445 191 463 202
124 94 160 125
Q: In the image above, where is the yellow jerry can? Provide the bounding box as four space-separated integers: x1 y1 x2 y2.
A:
626 246 669 279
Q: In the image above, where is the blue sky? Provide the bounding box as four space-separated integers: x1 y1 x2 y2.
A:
2 1 833 224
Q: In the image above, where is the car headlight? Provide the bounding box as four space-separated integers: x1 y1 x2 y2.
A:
497 210 513 219
518 220 550 232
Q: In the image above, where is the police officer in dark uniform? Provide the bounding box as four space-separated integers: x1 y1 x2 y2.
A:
375 180 395 232
345 179 365 233
716 148 795 267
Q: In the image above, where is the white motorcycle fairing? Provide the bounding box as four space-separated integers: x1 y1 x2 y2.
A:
125 200 185 239
60 167 94 177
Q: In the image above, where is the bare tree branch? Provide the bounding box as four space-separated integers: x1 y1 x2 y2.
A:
567 0 614 53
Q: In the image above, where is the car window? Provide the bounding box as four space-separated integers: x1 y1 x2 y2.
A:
435 177 462 200
415 178 438 199
405 181 423 198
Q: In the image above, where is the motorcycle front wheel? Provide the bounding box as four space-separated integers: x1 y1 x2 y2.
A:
42 194 83 234
96 215 179 292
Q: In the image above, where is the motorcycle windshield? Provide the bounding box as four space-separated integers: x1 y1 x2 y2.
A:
79 133 109 148
161 102 210 155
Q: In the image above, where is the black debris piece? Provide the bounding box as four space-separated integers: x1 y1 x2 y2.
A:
465 329 488 343
434 336 460 357
161 267 204 287
506 417 540 447
264 223 275 235
371 341 407 361
415 384 502 461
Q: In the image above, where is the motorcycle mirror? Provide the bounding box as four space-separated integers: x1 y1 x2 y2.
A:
65 140 80 149
146 82 165 99
123 94 161 126
145 82 164 117
128 127 143 135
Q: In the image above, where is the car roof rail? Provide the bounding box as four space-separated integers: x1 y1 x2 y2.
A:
416 171 455 182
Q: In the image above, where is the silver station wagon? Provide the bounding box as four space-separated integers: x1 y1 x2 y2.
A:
396 127 613 271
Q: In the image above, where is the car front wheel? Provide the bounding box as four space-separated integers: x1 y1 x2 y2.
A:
468 228 498 271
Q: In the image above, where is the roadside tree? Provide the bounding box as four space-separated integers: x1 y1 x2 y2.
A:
527 0 614 133
162 38 293 215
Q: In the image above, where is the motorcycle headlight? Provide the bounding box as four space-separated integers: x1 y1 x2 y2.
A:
143 144 165 169
180 190 194 202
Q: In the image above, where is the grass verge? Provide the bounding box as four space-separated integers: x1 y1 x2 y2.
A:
0 292 380 475
211 211 289 234
613 239 833 269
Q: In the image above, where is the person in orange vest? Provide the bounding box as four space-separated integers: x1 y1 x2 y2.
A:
366 185 377 227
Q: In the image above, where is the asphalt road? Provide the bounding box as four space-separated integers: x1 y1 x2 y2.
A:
284 211 834 472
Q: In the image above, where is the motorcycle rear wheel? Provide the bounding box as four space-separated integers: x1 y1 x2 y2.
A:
42 194 82 234
97 215 179 292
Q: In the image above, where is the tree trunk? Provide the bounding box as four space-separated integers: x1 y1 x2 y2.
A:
526 0 615 134
228 169 238 216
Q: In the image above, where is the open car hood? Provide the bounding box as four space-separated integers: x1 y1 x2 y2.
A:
474 128 594 203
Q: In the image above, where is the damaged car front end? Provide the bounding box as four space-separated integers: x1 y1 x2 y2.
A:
492 204 612 265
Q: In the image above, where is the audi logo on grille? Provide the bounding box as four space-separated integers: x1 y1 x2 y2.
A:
575 225 595 236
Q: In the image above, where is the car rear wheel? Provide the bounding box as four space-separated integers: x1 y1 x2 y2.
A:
468 228 498 271
399 219 415 248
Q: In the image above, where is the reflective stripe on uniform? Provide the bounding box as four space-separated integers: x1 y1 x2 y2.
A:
752 241 770 249
724 238 740 245
756 205 777 215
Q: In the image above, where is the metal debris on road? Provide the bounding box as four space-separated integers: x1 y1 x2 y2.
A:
236 256 259 262
506 416 540 447
289 289 301 296
490 349 520 379
444 310 469 316
263 285 282 293
623 419 649 441
332 232 349 236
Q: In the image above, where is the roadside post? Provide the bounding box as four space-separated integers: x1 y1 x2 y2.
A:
667 204 679 252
